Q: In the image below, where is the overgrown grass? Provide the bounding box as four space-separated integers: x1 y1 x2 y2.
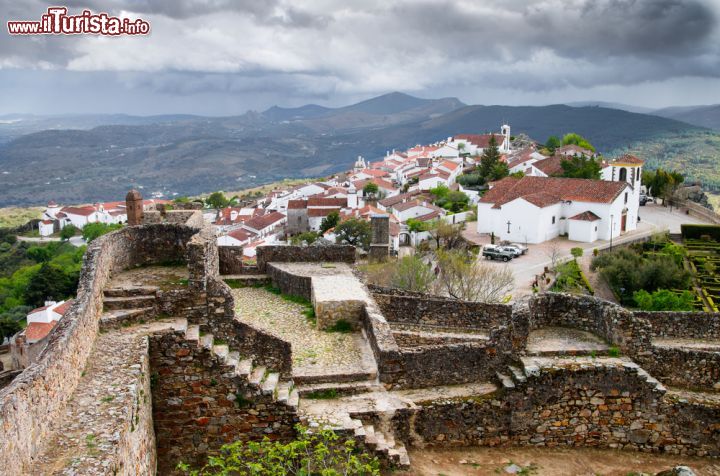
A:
0 206 44 228
305 388 339 399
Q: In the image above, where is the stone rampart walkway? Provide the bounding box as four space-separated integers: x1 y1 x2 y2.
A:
33 319 186 475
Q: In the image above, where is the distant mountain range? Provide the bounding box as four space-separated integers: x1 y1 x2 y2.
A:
1 92 720 207
564 101 720 130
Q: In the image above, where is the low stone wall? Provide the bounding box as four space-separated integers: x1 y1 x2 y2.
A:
256 244 355 273
144 209 201 225
0 222 204 474
529 293 653 356
647 347 720 390
361 297 406 386
266 263 313 300
218 246 245 275
637 311 720 339
392 362 720 456
150 330 298 474
115 339 157 475
370 285 511 330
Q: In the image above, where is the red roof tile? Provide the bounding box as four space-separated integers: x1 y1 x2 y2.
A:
610 154 644 165
61 206 96 217
53 300 74 316
25 322 56 342
569 211 602 221
533 155 565 176
243 212 285 231
287 199 307 210
480 176 627 209
454 134 505 148
307 197 347 207
308 208 341 217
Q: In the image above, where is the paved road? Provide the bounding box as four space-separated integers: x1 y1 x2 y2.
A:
464 202 716 299
16 236 86 247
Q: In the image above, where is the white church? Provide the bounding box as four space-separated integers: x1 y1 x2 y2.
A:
477 154 644 244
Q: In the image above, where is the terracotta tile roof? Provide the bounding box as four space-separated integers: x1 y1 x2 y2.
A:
507 148 539 169
287 199 307 210
419 170 450 181
61 206 96 217
25 322 56 342
378 190 422 207
480 176 627 209
28 304 51 314
243 211 285 231
415 210 442 221
307 197 347 207
609 154 644 165
228 228 256 241
569 211 602 221
41 220 54 225
352 178 396 192
532 155 565 176
392 200 424 212
53 299 74 316
359 169 390 178
438 160 459 171
557 144 594 156
308 208 341 217
454 134 505 148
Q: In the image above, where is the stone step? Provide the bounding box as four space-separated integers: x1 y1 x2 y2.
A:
249 366 267 386
508 365 526 385
396 446 410 467
222 274 271 286
287 389 299 408
199 333 214 350
495 371 515 390
295 380 380 398
236 359 253 379
363 424 377 447
262 372 280 396
103 295 156 311
212 344 229 361
293 370 376 386
225 351 240 369
276 381 292 403
103 286 159 298
99 307 155 330
185 324 200 342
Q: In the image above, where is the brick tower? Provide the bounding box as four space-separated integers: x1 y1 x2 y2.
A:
126 189 144 226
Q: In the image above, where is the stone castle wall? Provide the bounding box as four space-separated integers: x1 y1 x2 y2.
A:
218 246 244 275
0 221 204 474
150 330 298 475
392 363 720 456
369 285 511 330
636 311 720 339
256 244 355 273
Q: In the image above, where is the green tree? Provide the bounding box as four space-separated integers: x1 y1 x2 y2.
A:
82 222 122 242
570 247 584 259
391 255 436 293
479 135 507 182
362 182 380 200
60 224 78 241
545 135 561 153
644 168 684 203
0 317 22 343
290 231 319 246
206 191 229 210
24 263 77 307
26 246 52 263
178 426 379 476
320 211 340 234
435 249 514 302
560 155 602 179
406 218 430 233
561 133 596 152
633 289 695 311
334 218 372 249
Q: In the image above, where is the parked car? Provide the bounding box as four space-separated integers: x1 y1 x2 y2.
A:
498 245 523 257
639 194 654 206
482 246 514 262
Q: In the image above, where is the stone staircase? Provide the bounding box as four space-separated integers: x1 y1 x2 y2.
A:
100 286 159 330
188 326 300 408
178 325 408 468
495 355 667 395
221 274 272 287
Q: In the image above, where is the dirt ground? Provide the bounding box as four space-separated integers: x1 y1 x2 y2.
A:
396 447 720 476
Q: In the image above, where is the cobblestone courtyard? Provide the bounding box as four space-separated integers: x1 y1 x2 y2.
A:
232 286 376 379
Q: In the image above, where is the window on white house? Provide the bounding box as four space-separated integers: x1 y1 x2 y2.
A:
552 216 556 224
624 192 628 204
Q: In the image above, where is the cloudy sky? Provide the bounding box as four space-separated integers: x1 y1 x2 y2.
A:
1 0 719 115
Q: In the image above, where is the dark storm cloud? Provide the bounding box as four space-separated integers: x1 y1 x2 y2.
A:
0 0 719 112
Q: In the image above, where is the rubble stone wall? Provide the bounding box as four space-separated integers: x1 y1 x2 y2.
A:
256 244 355 273
392 364 720 456
529 293 653 356
370 285 511 330
218 246 244 275
636 311 720 339
266 263 313 300
645 347 720 390
0 222 203 474
149 331 298 475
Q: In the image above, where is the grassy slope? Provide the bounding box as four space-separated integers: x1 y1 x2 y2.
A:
0 207 44 228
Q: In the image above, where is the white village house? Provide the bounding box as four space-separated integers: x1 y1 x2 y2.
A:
477 155 643 243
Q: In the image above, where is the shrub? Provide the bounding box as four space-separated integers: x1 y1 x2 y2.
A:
633 289 695 311
177 425 380 475
391 255 436 293
570 247 584 259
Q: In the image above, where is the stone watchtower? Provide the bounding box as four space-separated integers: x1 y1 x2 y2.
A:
126 189 144 226
368 214 390 262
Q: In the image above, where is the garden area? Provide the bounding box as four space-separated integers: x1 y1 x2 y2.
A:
589 227 720 312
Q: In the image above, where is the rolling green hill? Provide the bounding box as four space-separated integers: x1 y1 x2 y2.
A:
1 95 720 206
